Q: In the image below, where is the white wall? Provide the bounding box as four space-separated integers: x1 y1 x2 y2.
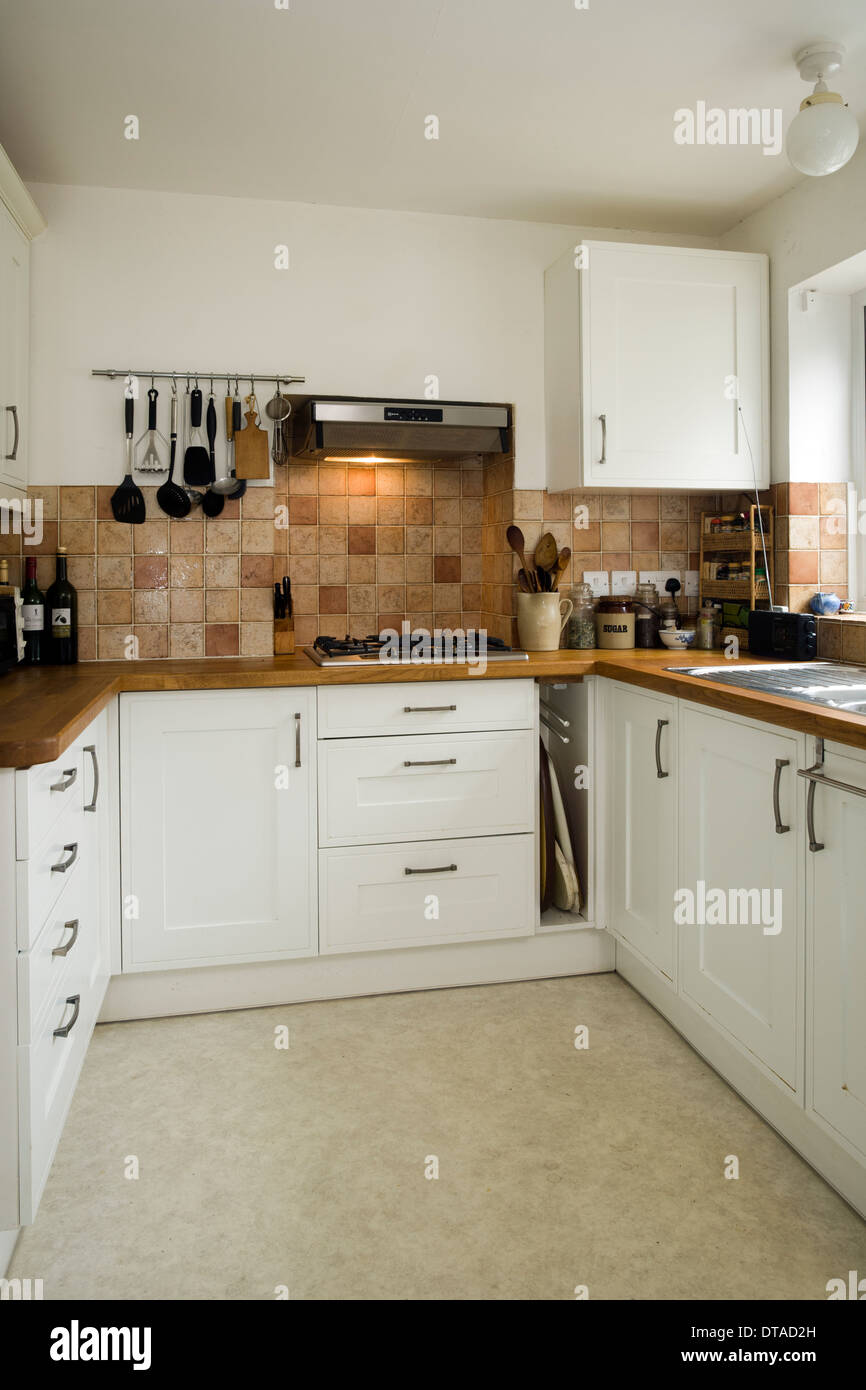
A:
27 183 715 489
720 142 866 483
788 290 852 483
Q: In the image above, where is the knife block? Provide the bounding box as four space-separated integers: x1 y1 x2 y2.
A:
274 617 295 656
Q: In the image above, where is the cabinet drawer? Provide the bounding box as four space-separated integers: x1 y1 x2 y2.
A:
317 678 535 738
319 834 536 953
17 960 102 1225
15 736 94 860
16 796 86 950
319 730 535 845
18 849 99 1045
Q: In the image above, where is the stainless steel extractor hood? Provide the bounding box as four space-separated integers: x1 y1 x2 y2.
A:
290 396 511 463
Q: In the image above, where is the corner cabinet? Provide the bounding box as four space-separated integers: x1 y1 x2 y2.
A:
544 240 769 491
120 690 317 970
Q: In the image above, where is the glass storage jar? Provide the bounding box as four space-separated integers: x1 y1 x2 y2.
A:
566 582 596 648
634 581 660 648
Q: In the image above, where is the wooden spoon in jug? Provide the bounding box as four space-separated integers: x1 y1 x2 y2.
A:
506 524 537 591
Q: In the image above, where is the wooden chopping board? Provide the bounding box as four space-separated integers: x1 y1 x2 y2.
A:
233 396 270 480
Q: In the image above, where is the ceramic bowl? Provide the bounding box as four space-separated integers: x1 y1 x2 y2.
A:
659 628 696 649
810 592 842 616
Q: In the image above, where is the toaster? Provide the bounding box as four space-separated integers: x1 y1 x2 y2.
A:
748 609 817 660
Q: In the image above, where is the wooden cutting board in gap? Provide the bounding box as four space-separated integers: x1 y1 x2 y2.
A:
233 397 270 479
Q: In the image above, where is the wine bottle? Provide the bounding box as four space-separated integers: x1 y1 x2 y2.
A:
47 546 78 664
21 556 45 665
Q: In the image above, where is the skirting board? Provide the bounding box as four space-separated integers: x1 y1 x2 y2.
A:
0 1227 19 1280
616 942 866 1221
101 927 615 1022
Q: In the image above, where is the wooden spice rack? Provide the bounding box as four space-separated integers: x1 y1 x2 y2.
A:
699 505 774 608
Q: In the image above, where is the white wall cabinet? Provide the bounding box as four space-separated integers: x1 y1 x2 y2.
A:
0 204 29 495
544 240 769 491
120 690 317 970
606 681 677 982
806 741 866 1158
678 705 804 1092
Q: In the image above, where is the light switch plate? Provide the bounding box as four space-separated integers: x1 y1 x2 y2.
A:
684 569 699 597
583 570 609 598
612 570 636 595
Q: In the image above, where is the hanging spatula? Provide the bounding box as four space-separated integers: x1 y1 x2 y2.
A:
183 386 212 486
156 392 191 519
201 391 225 516
110 389 146 524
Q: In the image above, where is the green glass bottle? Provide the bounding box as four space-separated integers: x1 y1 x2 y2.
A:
47 546 77 664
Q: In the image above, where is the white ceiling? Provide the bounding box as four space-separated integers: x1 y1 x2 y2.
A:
2 0 865 235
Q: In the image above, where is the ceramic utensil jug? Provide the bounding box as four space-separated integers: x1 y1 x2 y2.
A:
517 592 573 651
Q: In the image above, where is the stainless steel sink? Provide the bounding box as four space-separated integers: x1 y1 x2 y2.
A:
669 662 866 715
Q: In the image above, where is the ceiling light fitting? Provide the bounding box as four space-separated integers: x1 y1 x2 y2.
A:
786 41 860 176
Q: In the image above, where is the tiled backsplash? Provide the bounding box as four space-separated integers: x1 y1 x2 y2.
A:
1 463 852 660
0 458 485 659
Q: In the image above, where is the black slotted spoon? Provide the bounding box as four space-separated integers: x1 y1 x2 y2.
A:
156 392 191 519
110 389 146 524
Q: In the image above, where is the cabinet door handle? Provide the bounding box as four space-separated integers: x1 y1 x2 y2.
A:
52 919 79 957
772 758 790 833
403 704 457 713
404 864 458 876
403 758 457 768
598 413 607 465
50 767 77 793
294 712 301 768
51 842 78 874
655 719 669 779
83 744 99 812
53 994 81 1038
805 780 824 852
5 405 19 461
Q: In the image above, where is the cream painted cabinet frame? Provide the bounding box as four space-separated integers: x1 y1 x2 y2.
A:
545 240 769 491
120 690 317 970
806 739 866 1161
0 144 45 498
605 680 678 984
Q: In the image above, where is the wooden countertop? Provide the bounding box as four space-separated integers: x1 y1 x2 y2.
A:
1 647 864 766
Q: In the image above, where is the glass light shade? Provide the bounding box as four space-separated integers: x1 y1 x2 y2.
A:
786 98 860 176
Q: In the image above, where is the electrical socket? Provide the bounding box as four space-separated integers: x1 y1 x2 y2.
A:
638 569 680 593
611 570 637 595
583 570 609 598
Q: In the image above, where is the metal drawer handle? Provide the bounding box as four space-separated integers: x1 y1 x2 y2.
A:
403 705 457 713
655 719 669 779
52 919 79 957
403 758 457 768
83 744 99 812
805 780 824 853
5 404 19 461
404 864 458 876
53 994 81 1038
772 759 790 833
294 712 301 768
51 842 78 873
598 412 607 465
50 767 77 793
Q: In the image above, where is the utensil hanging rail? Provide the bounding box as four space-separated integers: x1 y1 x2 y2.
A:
91 369 305 386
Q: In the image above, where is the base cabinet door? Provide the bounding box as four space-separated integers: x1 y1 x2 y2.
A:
808 743 866 1156
607 683 677 982
120 690 317 969
679 704 803 1091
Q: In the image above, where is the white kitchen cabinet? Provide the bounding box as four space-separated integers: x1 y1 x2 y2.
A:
120 690 317 969
544 240 768 491
607 681 677 982
806 741 866 1158
678 704 804 1091
0 204 29 495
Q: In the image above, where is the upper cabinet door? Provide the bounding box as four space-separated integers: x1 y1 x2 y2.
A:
0 204 30 494
545 240 769 492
